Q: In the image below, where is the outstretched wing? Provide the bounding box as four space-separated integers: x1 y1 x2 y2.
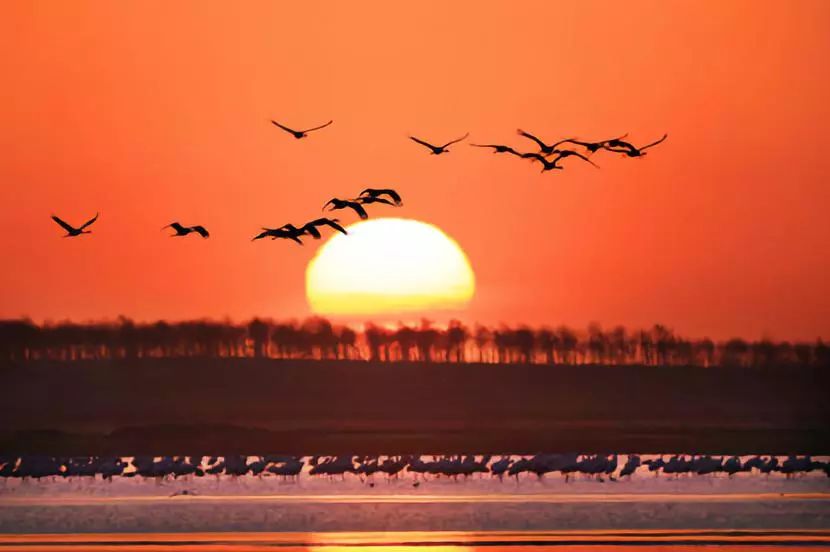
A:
522 152 548 164
322 198 337 211
191 225 209 238
301 120 333 133
347 201 368 219
271 120 299 134
563 150 600 168
79 212 99 230
441 132 469 149
51 215 76 233
552 137 579 149
358 196 394 206
379 188 402 205
252 230 271 241
321 219 347 234
516 129 549 150
639 133 668 151
409 135 438 150
301 224 322 239
285 234 304 245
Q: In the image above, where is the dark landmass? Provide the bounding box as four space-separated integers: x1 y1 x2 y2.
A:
1 359 828 455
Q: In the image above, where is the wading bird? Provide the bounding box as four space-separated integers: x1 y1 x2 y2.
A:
252 228 304 244
270 119 333 139
51 213 99 237
162 222 209 238
359 188 403 206
409 133 469 155
603 133 668 157
323 198 368 219
516 129 574 156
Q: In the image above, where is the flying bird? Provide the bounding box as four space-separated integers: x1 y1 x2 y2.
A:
252 228 304 244
522 153 565 173
603 133 668 157
558 134 629 154
51 213 99 237
469 143 520 154
162 222 209 238
270 119 333 139
408 133 469 155
516 129 574 156
323 198 368 219
355 196 395 207
552 149 600 168
280 218 348 239
359 188 403 206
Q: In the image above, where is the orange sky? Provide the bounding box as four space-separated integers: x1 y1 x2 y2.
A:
1 0 829 340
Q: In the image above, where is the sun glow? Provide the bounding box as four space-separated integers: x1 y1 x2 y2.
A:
306 218 475 316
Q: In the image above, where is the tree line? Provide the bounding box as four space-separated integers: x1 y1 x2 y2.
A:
0 317 827 368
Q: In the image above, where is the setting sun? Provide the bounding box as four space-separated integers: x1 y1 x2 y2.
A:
306 218 475 316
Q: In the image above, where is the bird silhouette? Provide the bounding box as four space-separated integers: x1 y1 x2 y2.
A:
409 133 469 155
162 222 209 238
558 134 629 154
359 188 403 206
520 152 564 173
516 129 574 156
355 196 395 207
469 143 520 154
552 149 600 168
280 218 348 239
270 119 333 139
603 133 668 157
323 198 368 219
51 213 99 237
252 228 304 244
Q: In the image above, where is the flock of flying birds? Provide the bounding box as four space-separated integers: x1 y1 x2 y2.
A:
50 119 667 243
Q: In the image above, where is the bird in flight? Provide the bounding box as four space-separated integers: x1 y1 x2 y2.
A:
469 143 520 155
522 153 565 173
516 129 574 156
558 134 629 154
409 133 469 155
359 188 403 206
603 133 668 157
323 198 368 219
270 119 333 139
252 227 304 244
162 222 210 238
279 218 348 239
356 196 395 207
552 149 600 168
51 213 99 237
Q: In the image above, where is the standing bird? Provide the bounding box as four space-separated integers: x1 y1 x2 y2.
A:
323 198 368 219
270 119 333 139
516 129 574 156
603 133 668 157
408 133 469 155
359 188 403 206
51 213 99 237
252 228 304 244
469 143 520 155
162 222 209 238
